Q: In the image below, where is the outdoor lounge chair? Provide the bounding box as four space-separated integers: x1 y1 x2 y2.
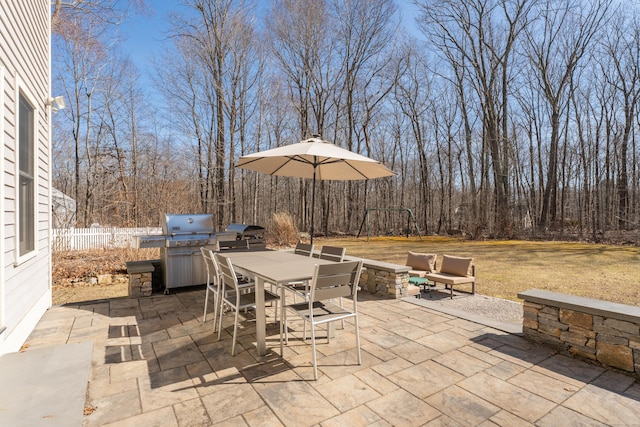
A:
280 260 363 380
425 254 475 299
405 251 437 277
405 251 437 295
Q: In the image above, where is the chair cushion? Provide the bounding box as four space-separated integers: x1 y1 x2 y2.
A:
440 255 473 277
406 251 436 272
425 272 475 285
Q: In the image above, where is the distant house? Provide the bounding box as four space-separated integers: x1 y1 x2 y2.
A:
52 187 76 228
0 0 53 355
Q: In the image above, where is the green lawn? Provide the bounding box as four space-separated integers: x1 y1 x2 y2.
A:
314 236 640 305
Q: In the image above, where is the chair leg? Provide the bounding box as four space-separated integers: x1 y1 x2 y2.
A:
355 315 361 365
280 286 288 345
213 291 222 334
217 297 225 341
280 302 290 356
231 307 240 356
270 283 279 323
203 287 210 322
311 319 318 380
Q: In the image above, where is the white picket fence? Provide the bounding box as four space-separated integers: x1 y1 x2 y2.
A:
52 227 162 251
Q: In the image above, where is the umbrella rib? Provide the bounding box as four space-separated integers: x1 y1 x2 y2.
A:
239 155 312 175
316 157 371 180
269 155 313 175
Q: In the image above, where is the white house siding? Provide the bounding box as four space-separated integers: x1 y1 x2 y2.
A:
0 0 52 355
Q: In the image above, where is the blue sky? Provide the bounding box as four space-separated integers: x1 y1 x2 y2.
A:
119 1 423 82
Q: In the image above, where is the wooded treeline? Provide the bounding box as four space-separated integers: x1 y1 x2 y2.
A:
51 0 640 242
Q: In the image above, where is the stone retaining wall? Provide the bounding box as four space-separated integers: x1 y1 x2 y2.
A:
518 289 640 377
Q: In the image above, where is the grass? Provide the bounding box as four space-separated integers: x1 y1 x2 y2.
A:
312 236 640 305
52 236 640 306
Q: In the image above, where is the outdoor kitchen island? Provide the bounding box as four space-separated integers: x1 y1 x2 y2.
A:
133 214 264 293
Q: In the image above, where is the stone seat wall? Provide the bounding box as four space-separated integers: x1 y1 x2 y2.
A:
518 289 640 377
343 255 411 298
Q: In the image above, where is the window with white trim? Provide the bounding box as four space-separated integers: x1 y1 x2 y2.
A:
18 91 35 256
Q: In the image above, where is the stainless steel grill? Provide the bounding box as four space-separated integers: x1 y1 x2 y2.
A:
224 224 266 250
133 214 236 293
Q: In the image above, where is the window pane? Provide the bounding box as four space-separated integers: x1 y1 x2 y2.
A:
19 174 34 253
18 92 35 255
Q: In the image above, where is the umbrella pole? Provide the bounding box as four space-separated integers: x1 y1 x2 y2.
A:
310 169 316 245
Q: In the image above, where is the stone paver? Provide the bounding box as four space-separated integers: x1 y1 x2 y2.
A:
536 406 608 427
507 369 579 403
367 388 441 426
458 372 557 422
259 380 340 426
390 359 465 398
315 374 381 411
425 385 500 425
563 384 640 425
15 289 640 426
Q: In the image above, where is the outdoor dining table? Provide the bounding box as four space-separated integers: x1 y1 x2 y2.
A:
217 250 335 356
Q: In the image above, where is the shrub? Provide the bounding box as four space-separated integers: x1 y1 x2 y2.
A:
267 212 298 247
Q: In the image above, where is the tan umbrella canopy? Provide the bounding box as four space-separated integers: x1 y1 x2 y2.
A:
236 136 396 243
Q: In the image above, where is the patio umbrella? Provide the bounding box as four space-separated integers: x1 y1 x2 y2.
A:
236 136 396 244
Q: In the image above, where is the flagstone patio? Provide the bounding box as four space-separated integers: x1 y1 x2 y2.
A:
17 288 640 426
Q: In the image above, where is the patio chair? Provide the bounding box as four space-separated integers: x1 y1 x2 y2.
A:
217 239 250 251
282 242 316 302
284 244 348 332
318 245 348 328
214 253 280 356
319 245 346 262
280 260 363 380
294 242 314 257
201 248 255 327
201 247 222 325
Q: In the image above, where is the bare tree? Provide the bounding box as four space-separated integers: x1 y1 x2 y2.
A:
393 43 432 233
330 0 397 231
525 0 611 230
418 0 533 237
55 13 110 225
600 11 640 230
266 0 339 234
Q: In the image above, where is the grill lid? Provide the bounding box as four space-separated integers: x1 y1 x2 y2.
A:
163 214 215 235
225 223 265 233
